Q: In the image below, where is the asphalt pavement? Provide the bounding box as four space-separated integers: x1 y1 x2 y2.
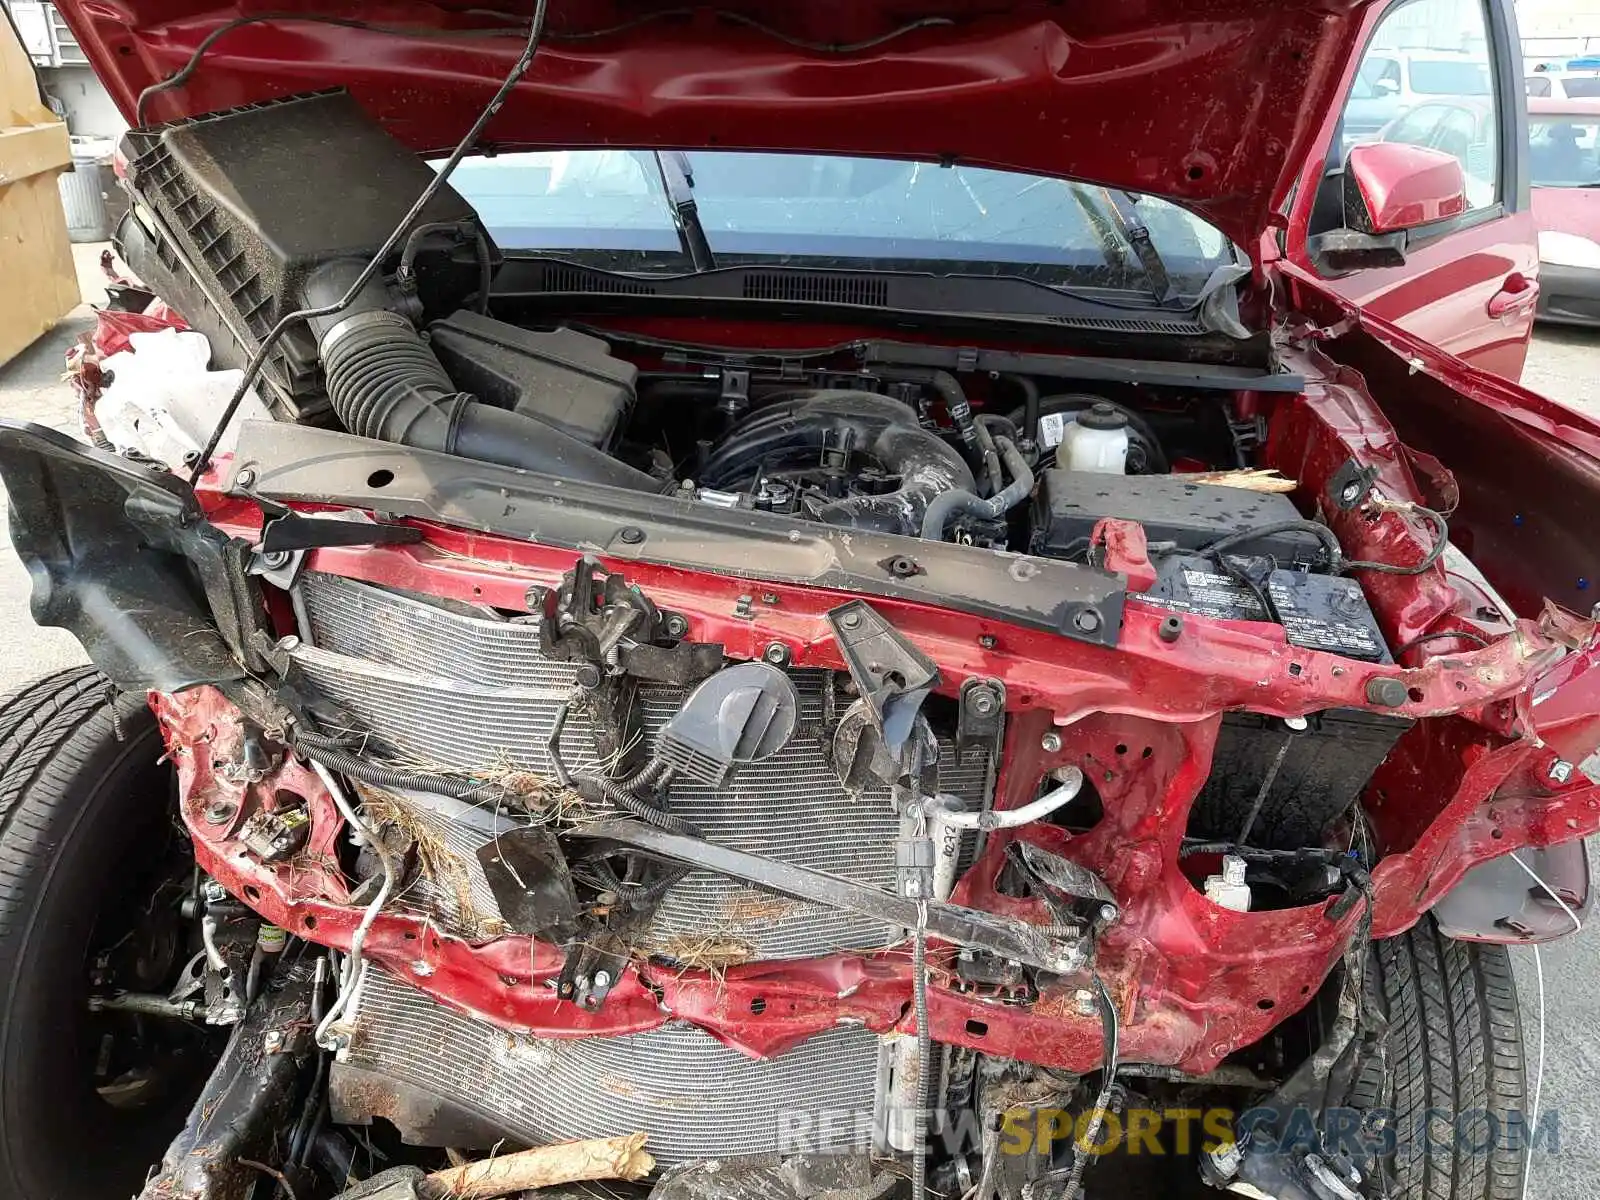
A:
0 274 1597 1198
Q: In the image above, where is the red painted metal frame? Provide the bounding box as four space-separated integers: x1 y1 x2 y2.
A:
157 362 1600 1073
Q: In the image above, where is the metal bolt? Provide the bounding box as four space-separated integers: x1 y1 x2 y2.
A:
203 800 238 826
840 611 862 629
276 635 300 653
1041 731 1062 753
763 642 792 667
1551 759 1575 784
236 468 257 489
263 1030 284 1054
1340 480 1363 504
978 634 998 650
1072 608 1103 634
664 615 688 637
969 689 997 717
1098 903 1118 924
617 526 645 545
593 970 612 989
1364 677 1409 708
1073 988 1097 1016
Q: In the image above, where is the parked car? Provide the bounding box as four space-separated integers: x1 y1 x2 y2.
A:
1 1 1595 1200
1526 68 1600 99
1527 96 1600 325
1342 48 1495 145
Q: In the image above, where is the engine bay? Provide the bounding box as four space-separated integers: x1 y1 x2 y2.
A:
20 79 1588 1200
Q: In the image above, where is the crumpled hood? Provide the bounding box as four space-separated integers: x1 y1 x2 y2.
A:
54 0 1371 250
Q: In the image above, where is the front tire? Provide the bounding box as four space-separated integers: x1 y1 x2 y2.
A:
0 668 204 1198
1362 916 1527 1200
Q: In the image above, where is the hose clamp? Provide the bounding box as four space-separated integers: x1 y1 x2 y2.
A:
439 393 473 455
317 308 413 355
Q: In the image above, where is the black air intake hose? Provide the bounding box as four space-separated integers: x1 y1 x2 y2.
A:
305 260 660 492
699 391 974 536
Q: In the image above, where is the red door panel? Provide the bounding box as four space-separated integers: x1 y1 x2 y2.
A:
1304 215 1539 381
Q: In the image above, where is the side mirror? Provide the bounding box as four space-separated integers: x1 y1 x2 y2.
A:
1309 142 1468 272
1373 77 1401 97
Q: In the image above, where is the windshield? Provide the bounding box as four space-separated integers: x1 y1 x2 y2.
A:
1530 117 1600 185
1409 60 1490 94
443 150 1236 301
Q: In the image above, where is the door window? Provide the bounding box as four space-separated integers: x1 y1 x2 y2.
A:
1336 0 1503 211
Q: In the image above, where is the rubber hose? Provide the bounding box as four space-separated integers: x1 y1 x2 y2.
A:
874 367 980 457
920 436 1035 541
292 731 498 799
576 773 701 838
1000 373 1040 448
306 260 660 491
972 414 1004 498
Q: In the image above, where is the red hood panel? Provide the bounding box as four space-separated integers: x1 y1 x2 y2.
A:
55 0 1370 248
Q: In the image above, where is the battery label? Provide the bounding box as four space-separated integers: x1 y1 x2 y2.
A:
1144 560 1388 661
1267 579 1385 658
1182 568 1268 618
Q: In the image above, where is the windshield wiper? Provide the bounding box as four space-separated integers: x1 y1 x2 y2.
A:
1105 190 1177 306
654 151 717 272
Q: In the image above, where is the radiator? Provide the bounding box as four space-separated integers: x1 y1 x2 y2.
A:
336 967 883 1165
295 571 992 960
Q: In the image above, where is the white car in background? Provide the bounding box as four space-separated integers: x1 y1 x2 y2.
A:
1342 49 1493 147
1527 70 1600 100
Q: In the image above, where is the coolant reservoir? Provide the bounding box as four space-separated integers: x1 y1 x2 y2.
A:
1058 403 1130 474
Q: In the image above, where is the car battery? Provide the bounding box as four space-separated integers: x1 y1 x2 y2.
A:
1141 553 1391 662
1033 470 1329 565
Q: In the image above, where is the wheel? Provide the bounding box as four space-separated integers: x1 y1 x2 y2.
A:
1360 915 1527 1200
0 668 216 1198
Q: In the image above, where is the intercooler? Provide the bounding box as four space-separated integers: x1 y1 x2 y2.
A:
294 571 992 1160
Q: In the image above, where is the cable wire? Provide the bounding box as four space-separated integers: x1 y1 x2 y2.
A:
1343 505 1449 576
134 12 529 124
1507 850 1582 1200
188 0 549 480
309 762 399 1049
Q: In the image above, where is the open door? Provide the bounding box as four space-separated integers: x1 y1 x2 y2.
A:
1283 0 1539 382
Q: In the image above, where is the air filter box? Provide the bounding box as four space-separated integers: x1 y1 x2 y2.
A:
119 91 488 416
427 313 638 449
1034 470 1327 566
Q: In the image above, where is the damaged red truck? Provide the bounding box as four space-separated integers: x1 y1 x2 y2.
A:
2 1 1599 1199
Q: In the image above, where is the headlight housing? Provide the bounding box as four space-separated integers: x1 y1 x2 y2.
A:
1539 229 1600 269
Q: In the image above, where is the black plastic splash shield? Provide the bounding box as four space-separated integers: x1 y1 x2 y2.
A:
228 422 1127 646
0 421 252 691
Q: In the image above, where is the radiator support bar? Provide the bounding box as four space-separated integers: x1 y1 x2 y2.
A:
565 819 1082 972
